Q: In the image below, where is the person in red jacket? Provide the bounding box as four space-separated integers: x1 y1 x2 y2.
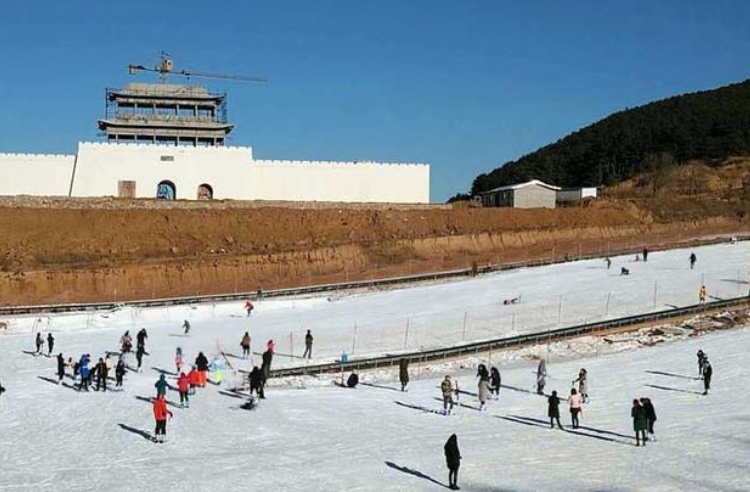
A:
188 366 199 395
153 394 173 443
177 372 190 408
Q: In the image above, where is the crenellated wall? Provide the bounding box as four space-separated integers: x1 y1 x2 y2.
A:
0 142 430 203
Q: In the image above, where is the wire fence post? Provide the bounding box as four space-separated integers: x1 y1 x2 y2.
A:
403 318 410 349
605 292 611 316
462 312 468 341
653 281 658 308
352 323 358 355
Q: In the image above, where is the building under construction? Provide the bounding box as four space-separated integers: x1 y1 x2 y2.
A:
99 83 233 146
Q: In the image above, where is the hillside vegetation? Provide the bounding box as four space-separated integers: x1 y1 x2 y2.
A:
470 79 750 195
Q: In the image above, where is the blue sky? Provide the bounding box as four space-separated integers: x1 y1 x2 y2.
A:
1 1 749 201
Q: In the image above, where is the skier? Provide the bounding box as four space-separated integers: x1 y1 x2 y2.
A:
78 354 91 391
248 366 265 399
195 352 209 387
175 347 183 374
698 285 707 305
0 379 4 398
136 328 148 352
152 394 173 443
444 434 462 490
35 332 44 355
155 373 168 397
95 357 108 392
573 368 589 402
569 388 582 429
115 357 126 389
266 339 276 354
182 320 191 336
188 365 199 395
46 333 55 356
303 330 314 359
121 331 133 353
346 371 359 388
536 359 547 395
605 257 612 269
240 332 252 358
399 359 410 392
441 375 455 415
478 376 490 411
245 299 254 317
135 344 146 373
490 366 501 398
689 252 697 270
632 399 648 447
476 363 489 382
702 358 713 395
177 372 190 408
697 349 706 376
643 248 649 262
641 397 657 441
260 348 273 381
56 353 66 383
548 390 562 429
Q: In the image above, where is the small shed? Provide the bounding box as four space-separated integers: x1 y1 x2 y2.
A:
477 180 560 209
556 187 598 204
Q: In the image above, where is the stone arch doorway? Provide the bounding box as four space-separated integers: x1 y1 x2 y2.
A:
156 180 176 200
197 183 214 200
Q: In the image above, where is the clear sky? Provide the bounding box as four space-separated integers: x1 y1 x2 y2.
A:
1 1 749 201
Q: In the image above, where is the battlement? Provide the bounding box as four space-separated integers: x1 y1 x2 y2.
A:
253 159 428 168
0 152 74 160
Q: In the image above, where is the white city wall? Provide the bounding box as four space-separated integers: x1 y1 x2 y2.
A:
0 142 430 203
0 153 75 196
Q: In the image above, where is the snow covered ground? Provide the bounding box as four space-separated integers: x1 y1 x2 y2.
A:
0 241 749 491
3 241 750 367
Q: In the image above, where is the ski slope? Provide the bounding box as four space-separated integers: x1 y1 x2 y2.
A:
1 316 749 491
3 241 750 368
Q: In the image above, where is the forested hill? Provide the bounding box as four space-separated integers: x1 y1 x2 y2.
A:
470 79 750 195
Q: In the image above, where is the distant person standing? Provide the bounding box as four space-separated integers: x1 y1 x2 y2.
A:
155 374 168 397
136 345 146 373
548 390 563 429
152 394 173 443
137 328 148 353
569 388 582 429
303 330 314 359
478 377 490 411
240 332 252 358
46 333 55 356
56 353 66 383
702 358 713 395
573 368 589 402
261 348 274 381
689 252 697 270
444 434 461 490
35 332 44 355
605 257 612 269
642 248 649 262
115 357 126 389
441 375 455 415
177 372 190 408
632 399 648 447
641 397 657 441
699 285 707 304
490 366 501 398
399 359 410 392
95 357 108 392
182 320 191 336
697 349 706 376
536 359 547 395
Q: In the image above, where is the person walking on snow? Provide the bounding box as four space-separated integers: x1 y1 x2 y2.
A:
152 394 173 443
548 390 563 429
441 375 455 415
136 328 148 353
605 257 612 269
399 359 410 392
632 399 648 447
689 252 697 270
490 366 501 398
175 347 183 374
182 320 191 336
115 357 126 389
35 332 44 355
46 333 55 356
444 434 462 490
697 350 706 376
569 388 583 429
573 368 589 402
240 332 252 358
699 285 707 305
155 373 168 397
177 372 190 408
56 353 66 383
245 299 254 317
702 358 713 395
478 377 490 411
303 330 314 359
641 397 657 441
95 357 108 392
643 248 649 262
536 359 547 395
135 344 145 372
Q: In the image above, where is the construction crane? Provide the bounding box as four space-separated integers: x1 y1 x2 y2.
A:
128 51 266 83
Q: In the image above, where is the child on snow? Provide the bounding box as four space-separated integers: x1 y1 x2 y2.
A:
153 394 173 443
569 388 583 429
178 372 190 408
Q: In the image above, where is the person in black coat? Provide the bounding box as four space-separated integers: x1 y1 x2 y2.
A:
399 359 410 392
640 397 657 441
444 433 461 490
702 359 713 395
697 350 706 376
476 364 489 381
135 346 146 372
261 349 273 380
47 333 55 356
346 372 359 388
95 358 108 392
56 353 66 383
490 367 501 397
249 366 265 399
548 390 562 429
115 358 126 388
136 329 148 352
